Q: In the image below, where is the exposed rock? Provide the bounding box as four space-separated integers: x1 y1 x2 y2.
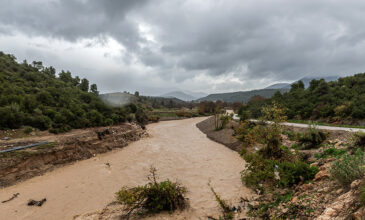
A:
317 188 359 220
352 207 365 220
314 169 330 181
351 179 362 189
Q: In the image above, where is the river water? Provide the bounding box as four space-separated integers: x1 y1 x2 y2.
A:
0 117 252 219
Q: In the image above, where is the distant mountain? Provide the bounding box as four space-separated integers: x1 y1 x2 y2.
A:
197 88 289 103
264 83 291 89
99 92 136 107
185 91 207 99
161 91 199 101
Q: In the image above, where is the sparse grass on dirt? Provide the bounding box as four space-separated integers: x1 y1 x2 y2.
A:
209 184 234 220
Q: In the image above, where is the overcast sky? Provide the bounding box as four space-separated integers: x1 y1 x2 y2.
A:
1 0 365 95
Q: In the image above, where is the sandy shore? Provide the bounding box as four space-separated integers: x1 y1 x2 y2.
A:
0 117 252 220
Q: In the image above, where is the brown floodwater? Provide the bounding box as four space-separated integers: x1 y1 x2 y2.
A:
0 117 252 220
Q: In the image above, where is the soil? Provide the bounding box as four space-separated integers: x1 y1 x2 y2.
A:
0 117 253 220
0 123 147 187
196 116 241 152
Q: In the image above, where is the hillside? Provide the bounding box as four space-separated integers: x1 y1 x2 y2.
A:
244 73 365 122
0 52 129 133
161 91 196 101
197 88 289 103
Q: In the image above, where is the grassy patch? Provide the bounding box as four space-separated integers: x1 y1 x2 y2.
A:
314 147 347 159
282 129 296 141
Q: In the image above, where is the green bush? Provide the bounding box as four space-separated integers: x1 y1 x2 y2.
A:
23 126 34 134
330 149 365 186
296 125 327 149
115 167 187 217
314 147 347 159
135 108 148 125
242 153 318 188
241 153 276 187
278 161 318 187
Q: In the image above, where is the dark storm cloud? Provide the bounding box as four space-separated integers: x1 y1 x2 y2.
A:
0 0 148 50
1 0 365 93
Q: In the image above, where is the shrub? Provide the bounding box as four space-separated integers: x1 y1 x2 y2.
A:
241 153 276 187
278 161 318 187
330 149 365 186
115 167 187 218
296 125 327 149
135 108 148 125
219 114 230 130
314 147 346 159
242 153 318 188
259 103 287 159
23 126 34 134
350 131 365 151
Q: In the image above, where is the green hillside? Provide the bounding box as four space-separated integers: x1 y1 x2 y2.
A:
244 73 365 122
0 52 129 133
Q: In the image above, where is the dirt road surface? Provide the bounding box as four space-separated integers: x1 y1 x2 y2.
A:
250 119 365 132
0 117 252 220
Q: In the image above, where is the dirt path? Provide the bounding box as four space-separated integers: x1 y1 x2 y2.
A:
0 117 252 220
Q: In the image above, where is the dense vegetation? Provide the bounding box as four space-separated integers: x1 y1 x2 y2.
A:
242 73 365 123
0 52 131 133
239 104 318 190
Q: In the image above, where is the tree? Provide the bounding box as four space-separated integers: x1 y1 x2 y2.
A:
59 71 73 83
90 84 99 95
80 78 89 92
134 91 140 97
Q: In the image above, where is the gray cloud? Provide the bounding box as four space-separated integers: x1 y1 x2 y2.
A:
1 0 365 95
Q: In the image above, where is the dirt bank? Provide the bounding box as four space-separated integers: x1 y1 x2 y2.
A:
0 123 146 187
0 117 253 220
196 116 241 152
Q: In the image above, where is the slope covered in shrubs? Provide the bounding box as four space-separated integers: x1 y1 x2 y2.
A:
241 73 365 123
0 52 130 133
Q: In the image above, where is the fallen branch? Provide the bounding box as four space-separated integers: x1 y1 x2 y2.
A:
1 193 20 203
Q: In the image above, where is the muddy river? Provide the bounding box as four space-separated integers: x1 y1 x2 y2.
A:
0 117 252 219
